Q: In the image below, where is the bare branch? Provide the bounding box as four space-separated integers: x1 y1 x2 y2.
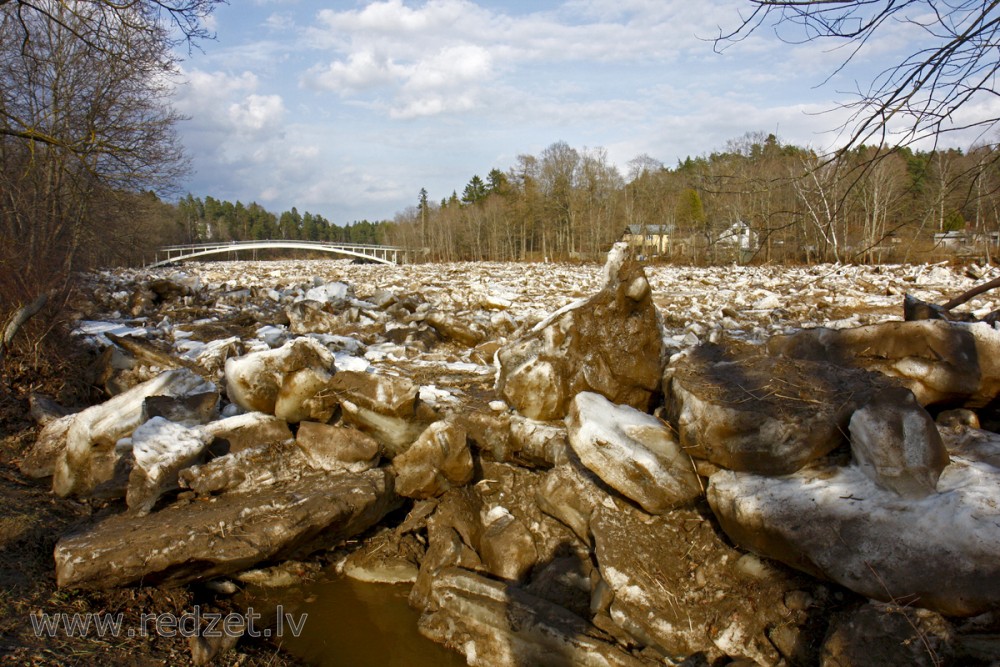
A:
0 0 220 362
717 1 1000 153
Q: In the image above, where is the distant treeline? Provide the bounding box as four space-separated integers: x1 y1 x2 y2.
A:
173 195 390 246
159 132 1000 267
385 134 1000 265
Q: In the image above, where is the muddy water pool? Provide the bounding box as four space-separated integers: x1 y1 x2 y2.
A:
276 576 468 667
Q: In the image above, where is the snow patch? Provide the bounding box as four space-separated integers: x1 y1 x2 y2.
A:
132 417 210 479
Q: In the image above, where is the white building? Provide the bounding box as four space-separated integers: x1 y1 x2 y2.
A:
717 220 757 252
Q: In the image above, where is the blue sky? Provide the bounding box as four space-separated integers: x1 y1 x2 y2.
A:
169 0 995 224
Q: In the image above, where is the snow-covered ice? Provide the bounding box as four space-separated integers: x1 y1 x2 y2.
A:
72 257 996 430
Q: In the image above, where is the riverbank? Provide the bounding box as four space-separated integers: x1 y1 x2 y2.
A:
4 256 1000 665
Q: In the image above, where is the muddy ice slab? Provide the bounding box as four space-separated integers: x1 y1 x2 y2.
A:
125 417 212 515
392 419 473 499
20 413 75 478
174 335 242 377
848 387 950 498
820 602 955 667
536 457 612 543
565 392 700 514
418 567 653 667
55 467 398 589
52 368 216 497
411 461 582 611
666 347 883 474
939 423 1000 468
423 310 487 347
459 412 569 468
142 391 219 426
295 421 381 472
328 370 438 456
224 337 335 421
767 319 1000 407
286 299 363 335
588 498 805 664
496 243 663 420
300 280 354 304
535 456 810 664
179 439 317 496
707 453 1000 617
200 412 292 454
340 525 425 584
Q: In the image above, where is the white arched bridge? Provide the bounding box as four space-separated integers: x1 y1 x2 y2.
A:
151 240 408 267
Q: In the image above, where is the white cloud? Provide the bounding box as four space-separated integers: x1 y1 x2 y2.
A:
290 145 320 159
309 51 402 93
305 35 495 117
307 0 676 62
409 44 491 89
299 0 752 119
200 12 218 33
173 69 286 140
176 0 957 223
310 0 493 48
173 68 298 207
264 13 295 31
391 44 493 117
228 93 286 133
175 69 258 112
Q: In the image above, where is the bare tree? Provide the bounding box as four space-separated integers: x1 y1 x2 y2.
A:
793 152 845 262
717 1 1000 151
0 0 221 363
967 143 1000 261
623 154 668 253
539 141 580 258
572 147 623 258
850 147 908 262
1 0 220 149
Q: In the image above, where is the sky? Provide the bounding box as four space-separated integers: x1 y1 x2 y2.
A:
168 0 996 225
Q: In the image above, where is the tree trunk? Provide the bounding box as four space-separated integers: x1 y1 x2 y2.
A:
1 292 49 363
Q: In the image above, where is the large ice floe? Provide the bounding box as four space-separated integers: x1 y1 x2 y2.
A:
495 243 665 420
24 252 1000 665
708 449 1000 617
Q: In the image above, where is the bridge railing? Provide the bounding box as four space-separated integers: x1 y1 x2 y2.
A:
152 240 408 267
156 240 407 251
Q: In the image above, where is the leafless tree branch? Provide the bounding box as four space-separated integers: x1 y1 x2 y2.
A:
717 1 1000 153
